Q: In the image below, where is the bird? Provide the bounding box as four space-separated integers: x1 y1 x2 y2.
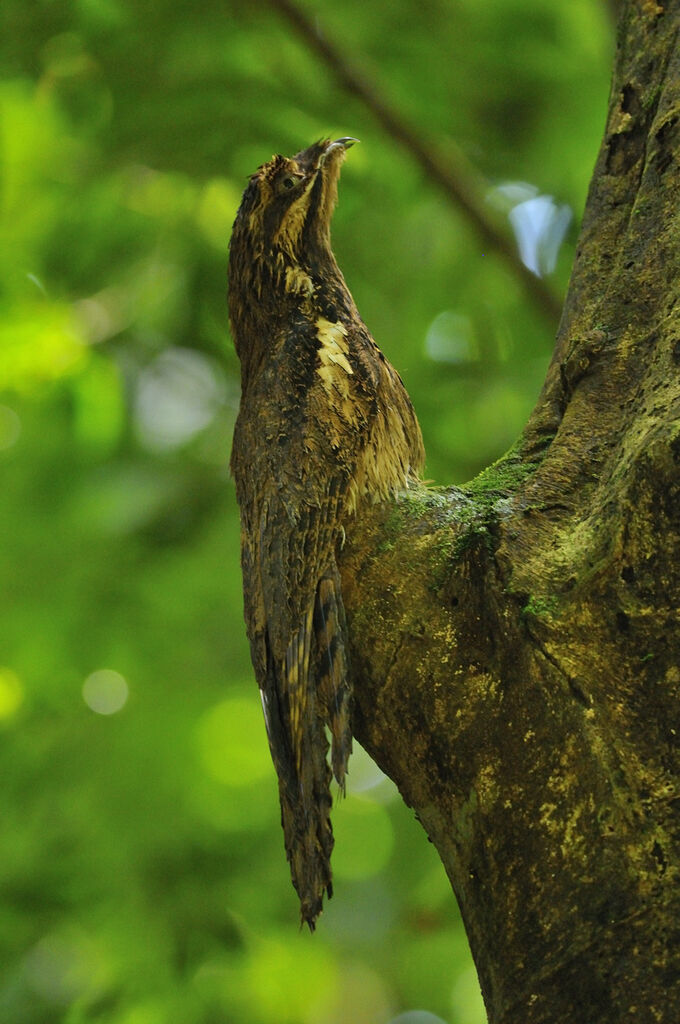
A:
228 137 425 929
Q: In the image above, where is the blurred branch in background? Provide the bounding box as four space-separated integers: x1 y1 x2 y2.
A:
263 0 565 329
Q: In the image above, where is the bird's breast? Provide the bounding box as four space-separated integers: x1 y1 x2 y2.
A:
314 317 354 398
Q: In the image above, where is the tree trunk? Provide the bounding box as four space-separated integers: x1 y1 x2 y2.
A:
340 3 680 1021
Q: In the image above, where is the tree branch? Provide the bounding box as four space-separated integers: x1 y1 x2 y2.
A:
337 2 680 1019
263 0 564 328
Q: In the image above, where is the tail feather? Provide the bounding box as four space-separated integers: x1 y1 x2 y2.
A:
315 568 353 791
258 565 353 929
279 716 333 929
281 605 336 928
284 605 314 777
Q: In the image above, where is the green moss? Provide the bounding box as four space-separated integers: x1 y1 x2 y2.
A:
463 439 535 503
376 487 462 551
372 448 536 584
428 531 459 589
376 507 403 553
398 486 452 520
381 441 538 552
522 595 559 619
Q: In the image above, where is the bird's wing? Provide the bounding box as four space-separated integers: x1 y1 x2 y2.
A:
244 468 352 757
232 379 354 927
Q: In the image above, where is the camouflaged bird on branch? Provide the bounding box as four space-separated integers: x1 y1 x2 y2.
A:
228 138 424 928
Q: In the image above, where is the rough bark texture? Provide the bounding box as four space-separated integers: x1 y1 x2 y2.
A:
339 4 680 1021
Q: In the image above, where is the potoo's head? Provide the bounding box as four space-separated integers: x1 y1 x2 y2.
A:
230 138 357 268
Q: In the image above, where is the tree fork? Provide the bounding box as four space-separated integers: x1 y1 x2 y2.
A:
340 3 680 1021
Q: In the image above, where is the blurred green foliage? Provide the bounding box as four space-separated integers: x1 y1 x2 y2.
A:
0 1 612 1021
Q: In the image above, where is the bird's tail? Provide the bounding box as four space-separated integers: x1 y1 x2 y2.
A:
278 723 334 929
314 565 353 791
260 568 352 929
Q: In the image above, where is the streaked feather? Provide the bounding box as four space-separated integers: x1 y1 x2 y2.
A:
315 571 352 791
229 137 424 928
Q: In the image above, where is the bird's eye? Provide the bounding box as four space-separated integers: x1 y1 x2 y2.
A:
277 174 302 195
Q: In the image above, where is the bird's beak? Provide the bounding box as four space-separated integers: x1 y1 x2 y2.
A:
331 137 359 150
321 137 359 162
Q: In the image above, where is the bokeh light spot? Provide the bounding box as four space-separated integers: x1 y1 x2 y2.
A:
24 926 112 1006
318 962 392 1024
0 667 23 719
486 180 572 278
0 300 87 391
246 937 336 1023
196 695 271 787
133 347 225 452
346 740 398 801
425 311 478 365
82 669 129 715
509 196 572 277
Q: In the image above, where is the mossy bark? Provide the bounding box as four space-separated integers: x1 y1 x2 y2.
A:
340 4 680 1021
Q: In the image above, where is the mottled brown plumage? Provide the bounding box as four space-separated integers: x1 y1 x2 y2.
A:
228 138 424 928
